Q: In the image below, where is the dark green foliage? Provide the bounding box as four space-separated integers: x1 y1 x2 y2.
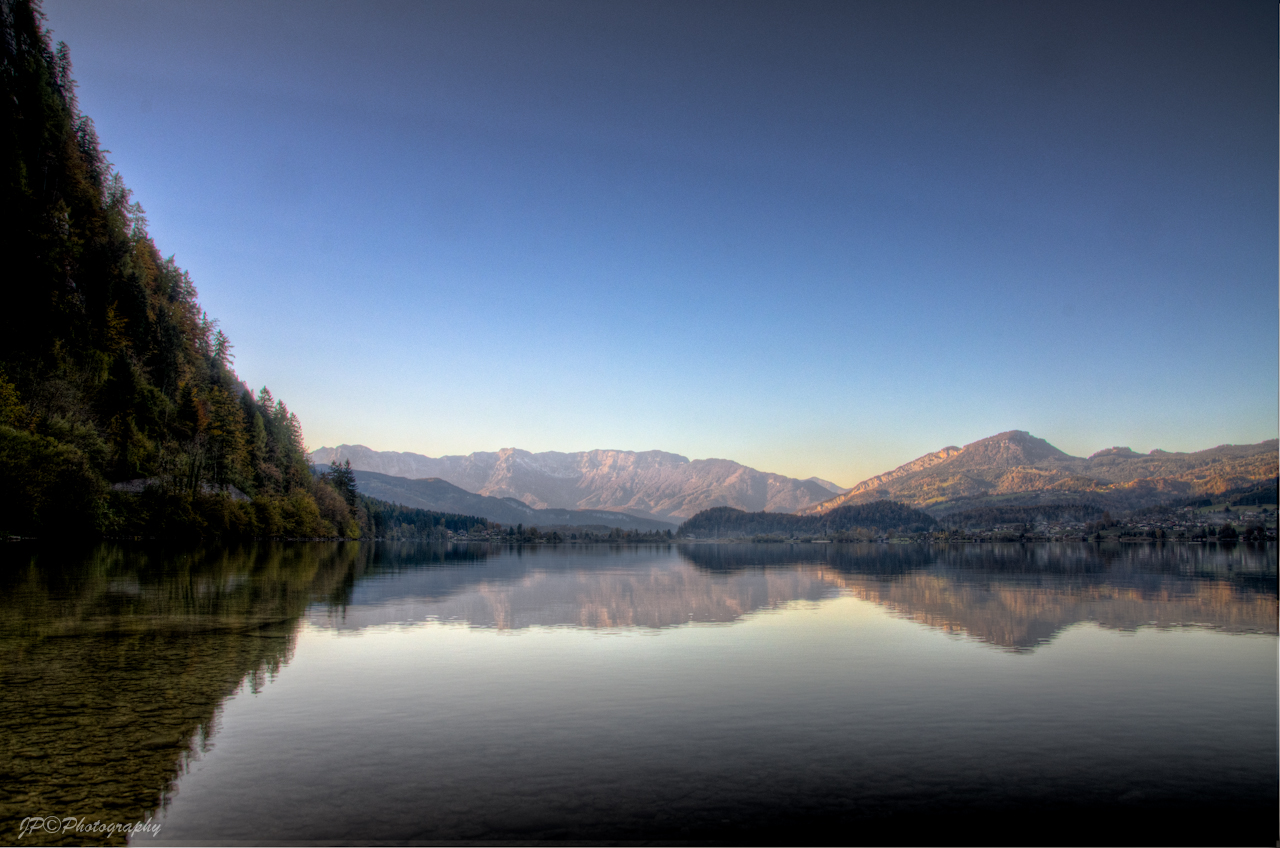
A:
358 495 491 540
323 460 358 507
0 1 352 538
0 424 105 535
1241 523 1268 542
677 500 936 538
1229 478 1278 507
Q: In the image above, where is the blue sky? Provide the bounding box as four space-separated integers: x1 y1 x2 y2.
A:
42 0 1278 485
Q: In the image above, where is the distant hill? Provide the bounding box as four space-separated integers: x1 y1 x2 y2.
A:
678 500 936 538
311 446 836 521
1140 477 1278 511
800 431 1279 516
340 469 677 531
806 477 850 495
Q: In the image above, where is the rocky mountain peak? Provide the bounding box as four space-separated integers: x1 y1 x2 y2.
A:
955 430 1069 467
1089 446 1143 459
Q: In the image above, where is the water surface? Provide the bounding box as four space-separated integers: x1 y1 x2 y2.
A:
1 542 1275 845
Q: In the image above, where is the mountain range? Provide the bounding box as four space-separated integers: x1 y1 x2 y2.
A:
310 445 838 521
798 430 1278 515
314 432 1277 524
346 470 676 531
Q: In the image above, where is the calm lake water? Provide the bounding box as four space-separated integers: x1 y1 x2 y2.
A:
1 541 1275 846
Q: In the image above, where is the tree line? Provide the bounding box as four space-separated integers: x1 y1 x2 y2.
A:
677 501 937 539
486 525 675 543
0 2 485 540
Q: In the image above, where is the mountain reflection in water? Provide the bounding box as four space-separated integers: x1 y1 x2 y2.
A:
313 542 1276 653
310 546 841 631
0 541 1274 846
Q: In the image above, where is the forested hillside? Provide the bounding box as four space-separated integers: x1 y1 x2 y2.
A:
678 500 936 539
0 0 474 540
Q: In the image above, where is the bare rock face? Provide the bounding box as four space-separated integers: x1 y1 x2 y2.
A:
310 445 498 492
311 446 837 521
799 431 1279 515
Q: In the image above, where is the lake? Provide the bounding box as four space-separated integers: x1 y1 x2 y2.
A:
1 541 1275 846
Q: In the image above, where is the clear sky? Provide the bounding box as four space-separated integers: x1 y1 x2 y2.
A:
41 0 1278 486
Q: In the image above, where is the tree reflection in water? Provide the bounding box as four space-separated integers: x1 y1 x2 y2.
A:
0 542 370 845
